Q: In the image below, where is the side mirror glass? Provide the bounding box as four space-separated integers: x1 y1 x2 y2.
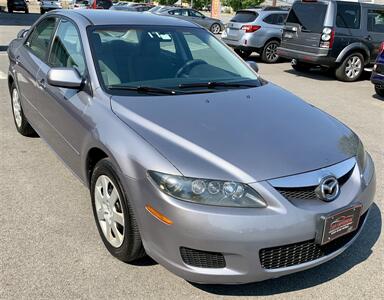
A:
47 68 83 89
17 29 29 39
246 61 259 73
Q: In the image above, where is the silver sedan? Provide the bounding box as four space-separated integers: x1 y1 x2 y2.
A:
7 10 375 284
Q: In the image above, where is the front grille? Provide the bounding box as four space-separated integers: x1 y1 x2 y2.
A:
275 166 354 201
180 247 226 268
260 211 367 269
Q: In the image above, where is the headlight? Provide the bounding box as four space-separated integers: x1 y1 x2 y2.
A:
148 171 267 208
356 141 367 173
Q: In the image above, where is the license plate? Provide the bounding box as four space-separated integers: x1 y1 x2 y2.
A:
284 32 293 39
317 205 362 245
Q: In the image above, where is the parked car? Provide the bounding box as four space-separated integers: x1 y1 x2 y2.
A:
40 0 62 14
278 0 384 82
7 9 375 285
222 7 289 63
371 42 384 97
110 4 153 12
7 0 28 13
74 0 88 9
156 7 225 34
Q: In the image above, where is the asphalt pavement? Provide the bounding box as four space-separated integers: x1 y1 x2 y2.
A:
0 11 383 300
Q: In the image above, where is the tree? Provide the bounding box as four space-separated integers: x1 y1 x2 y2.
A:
226 0 265 11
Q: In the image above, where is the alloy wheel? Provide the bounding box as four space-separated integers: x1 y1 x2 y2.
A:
265 42 279 62
211 24 221 34
345 56 362 79
94 175 125 248
12 88 22 128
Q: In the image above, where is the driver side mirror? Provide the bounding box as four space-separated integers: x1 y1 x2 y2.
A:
17 29 29 39
47 68 83 89
246 61 259 73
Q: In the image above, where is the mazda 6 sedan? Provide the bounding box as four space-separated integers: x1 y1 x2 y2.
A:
7 10 376 284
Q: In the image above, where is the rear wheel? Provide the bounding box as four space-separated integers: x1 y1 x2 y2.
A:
40 8 44 14
10 82 37 137
261 40 280 63
91 158 145 263
375 85 384 97
210 23 221 34
25 8 29 13
335 53 364 82
291 60 312 72
235 49 253 59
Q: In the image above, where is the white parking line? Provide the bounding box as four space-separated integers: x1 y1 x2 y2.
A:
0 71 7 80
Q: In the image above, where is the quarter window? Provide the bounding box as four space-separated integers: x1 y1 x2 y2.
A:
263 13 287 25
25 18 56 61
336 3 361 29
49 19 86 76
367 10 384 33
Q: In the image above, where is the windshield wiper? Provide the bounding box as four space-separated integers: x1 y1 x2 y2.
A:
178 82 258 89
108 85 178 95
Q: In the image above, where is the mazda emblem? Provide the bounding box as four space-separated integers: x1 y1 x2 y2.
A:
316 176 340 202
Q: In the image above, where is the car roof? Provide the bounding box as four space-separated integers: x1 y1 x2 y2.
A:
55 9 200 27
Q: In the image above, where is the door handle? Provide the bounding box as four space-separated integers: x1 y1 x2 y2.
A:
38 78 46 89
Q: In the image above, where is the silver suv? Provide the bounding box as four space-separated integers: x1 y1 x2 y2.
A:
222 7 288 63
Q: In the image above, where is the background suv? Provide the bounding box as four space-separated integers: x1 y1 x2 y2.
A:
278 0 384 82
222 7 289 63
371 42 384 97
40 0 62 14
7 0 29 13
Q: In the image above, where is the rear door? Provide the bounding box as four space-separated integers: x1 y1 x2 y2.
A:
282 1 329 53
224 10 259 41
366 8 384 62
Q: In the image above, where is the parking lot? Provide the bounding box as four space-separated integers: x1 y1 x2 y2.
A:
0 11 383 300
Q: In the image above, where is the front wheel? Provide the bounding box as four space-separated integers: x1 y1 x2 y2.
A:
91 158 145 263
375 85 384 97
210 23 221 34
335 53 364 82
10 82 37 137
261 40 280 63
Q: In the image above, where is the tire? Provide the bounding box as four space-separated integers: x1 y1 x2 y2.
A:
335 53 364 82
235 49 253 59
261 40 280 63
25 8 29 14
375 85 384 97
10 82 37 137
291 60 312 72
91 158 145 263
8 7 13 13
40 8 44 14
210 23 221 34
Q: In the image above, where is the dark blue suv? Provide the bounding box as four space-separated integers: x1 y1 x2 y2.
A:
371 42 384 97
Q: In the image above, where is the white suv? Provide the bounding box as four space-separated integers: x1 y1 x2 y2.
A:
40 0 63 14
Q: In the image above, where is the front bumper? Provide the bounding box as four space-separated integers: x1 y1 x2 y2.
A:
124 155 375 284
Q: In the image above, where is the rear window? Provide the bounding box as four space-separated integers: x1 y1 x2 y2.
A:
231 11 258 23
336 2 361 29
286 2 328 33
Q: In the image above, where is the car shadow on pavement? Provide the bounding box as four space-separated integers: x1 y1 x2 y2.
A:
191 203 381 296
372 94 384 101
0 45 8 52
284 68 372 82
0 12 40 26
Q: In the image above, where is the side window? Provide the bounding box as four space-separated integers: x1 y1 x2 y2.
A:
25 18 56 62
49 19 86 76
263 14 276 25
336 3 361 29
158 33 176 54
189 10 204 18
367 10 384 33
169 9 180 15
276 14 287 25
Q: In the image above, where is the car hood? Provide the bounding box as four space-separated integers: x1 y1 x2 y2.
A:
111 83 358 183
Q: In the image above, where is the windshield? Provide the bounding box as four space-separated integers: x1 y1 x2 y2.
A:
286 2 328 33
89 26 260 95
